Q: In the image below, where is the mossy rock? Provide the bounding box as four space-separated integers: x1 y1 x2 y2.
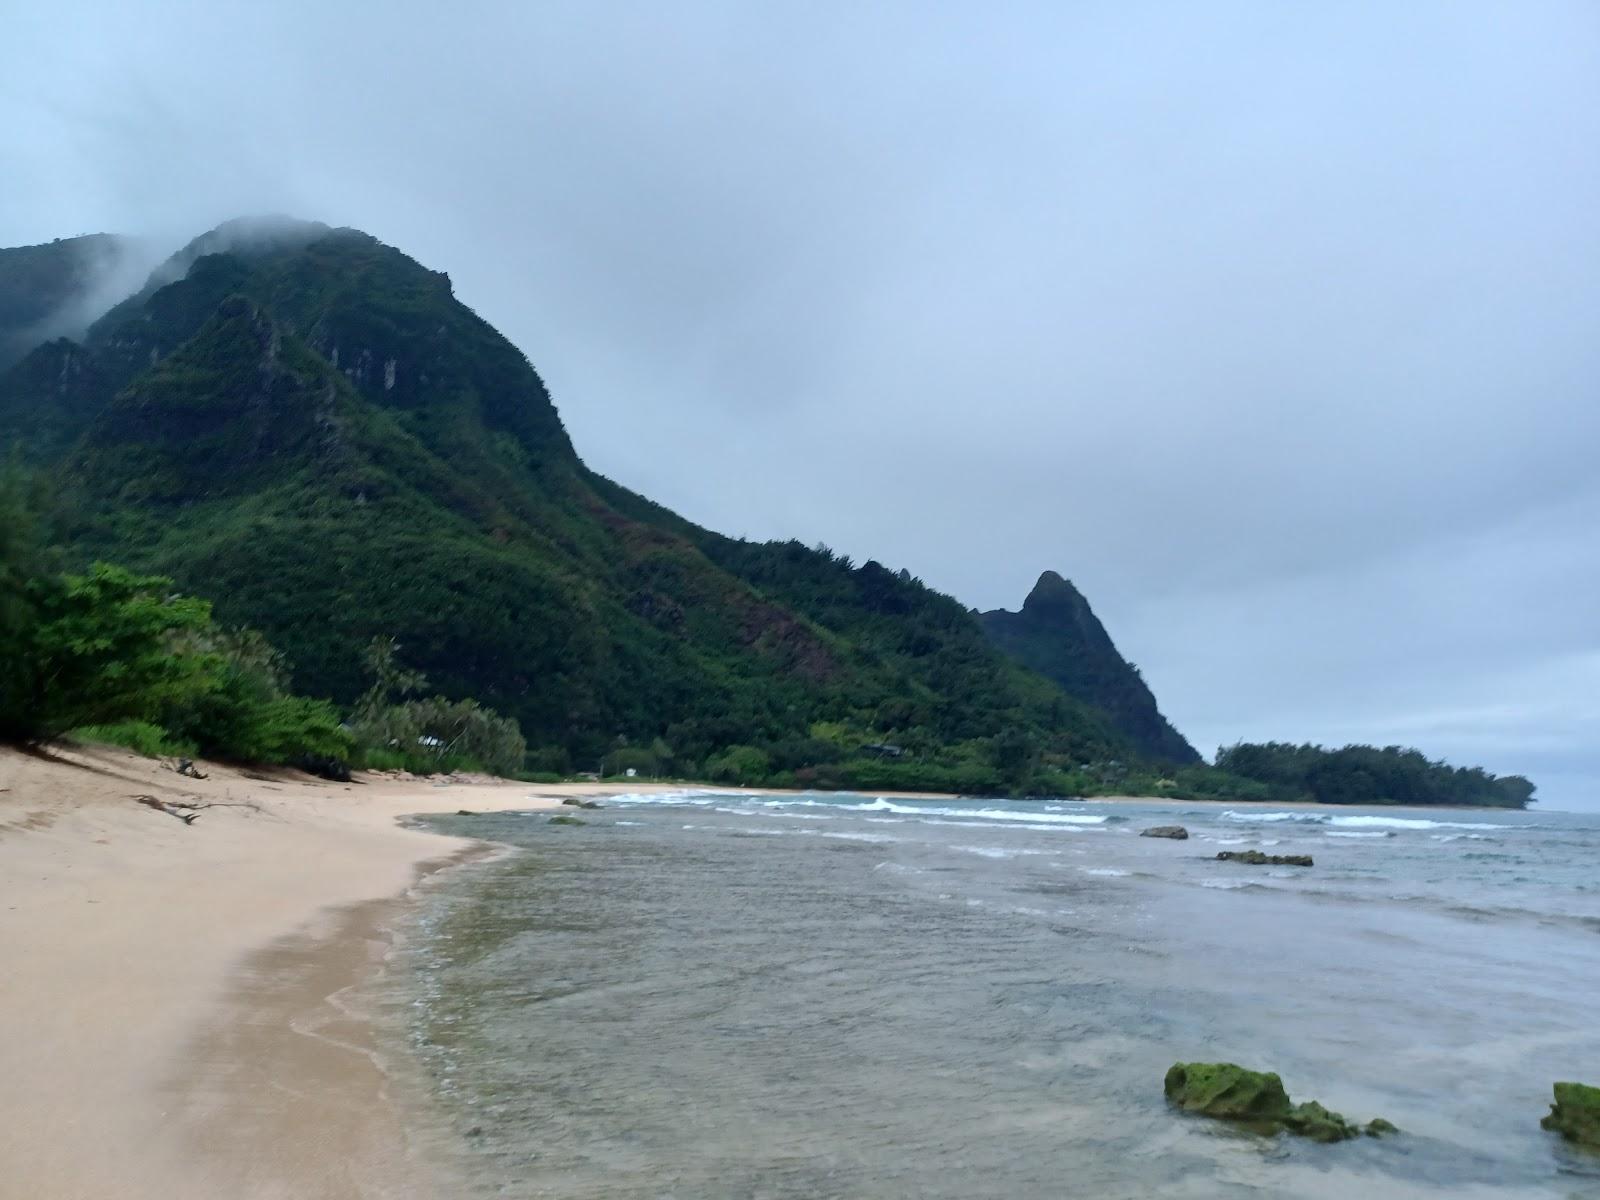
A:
547 814 587 826
1165 1062 1293 1124
1542 1082 1600 1150
1281 1099 1363 1143
1216 850 1314 867
1165 1062 1391 1143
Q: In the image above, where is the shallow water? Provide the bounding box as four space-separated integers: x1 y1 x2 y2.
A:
378 795 1600 1198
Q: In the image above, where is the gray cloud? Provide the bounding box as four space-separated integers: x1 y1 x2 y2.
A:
4 1 1596 806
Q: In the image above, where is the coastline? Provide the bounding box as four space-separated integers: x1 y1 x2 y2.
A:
0 744 696 1200
0 745 963 1199
0 745 1528 1198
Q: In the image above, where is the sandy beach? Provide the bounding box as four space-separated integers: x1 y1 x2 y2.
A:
0 746 965 1199
1 747 1510 1199
0 743 676 1200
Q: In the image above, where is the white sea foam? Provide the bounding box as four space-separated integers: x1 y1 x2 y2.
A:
1330 815 1508 831
1221 810 1327 823
1080 867 1131 877
821 831 898 843
605 790 723 806
849 798 1108 824
952 845 1059 859
1201 879 1253 890
1325 830 1393 839
1220 808 1512 832
927 818 1092 833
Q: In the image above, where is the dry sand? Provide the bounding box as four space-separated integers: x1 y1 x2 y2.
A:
0 743 658 1200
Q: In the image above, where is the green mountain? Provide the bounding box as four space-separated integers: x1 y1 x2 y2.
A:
0 234 141 370
980 571 1199 764
0 217 1177 788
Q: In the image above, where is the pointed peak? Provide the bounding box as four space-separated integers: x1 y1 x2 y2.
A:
1023 569 1085 611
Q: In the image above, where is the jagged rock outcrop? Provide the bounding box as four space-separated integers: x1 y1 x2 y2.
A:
980 571 1199 764
1140 825 1188 839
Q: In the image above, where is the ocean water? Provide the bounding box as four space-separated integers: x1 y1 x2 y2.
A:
376 795 1600 1198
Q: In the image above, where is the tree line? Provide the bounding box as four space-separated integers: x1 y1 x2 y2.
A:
1214 741 1535 808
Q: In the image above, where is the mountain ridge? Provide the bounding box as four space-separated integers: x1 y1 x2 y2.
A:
0 216 1184 788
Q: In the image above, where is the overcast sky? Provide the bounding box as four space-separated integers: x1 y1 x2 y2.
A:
4 2 1596 808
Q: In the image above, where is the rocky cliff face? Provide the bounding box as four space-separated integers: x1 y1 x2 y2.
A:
981 571 1199 764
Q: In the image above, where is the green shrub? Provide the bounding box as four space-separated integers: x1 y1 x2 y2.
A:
2 562 214 744
70 720 196 759
358 746 410 771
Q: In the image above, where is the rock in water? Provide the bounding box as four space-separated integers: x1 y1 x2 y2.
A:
1281 1099 1364 1143
548 815 587 826
1140 825 1189 840
1164 1062 1392 1142
1542 1082 1600 1149
1216 850 1314 867
1164 1062 1293 1123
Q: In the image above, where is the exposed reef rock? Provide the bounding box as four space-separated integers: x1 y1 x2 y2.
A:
1164 1062 1394 1142
1217 850 1313 867
1542 1082 1600 1150
548 815 587 826
1140 825 1188 840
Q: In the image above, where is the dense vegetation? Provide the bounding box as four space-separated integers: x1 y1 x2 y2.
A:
0 467 543 776
0 469 349 763
980 570 1199 763
0 217 1537 804
1214 742 1535 808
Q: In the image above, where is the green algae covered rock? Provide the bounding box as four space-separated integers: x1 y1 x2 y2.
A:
1164 1062 1393 1143
1542 1082 1600 1150
1281 1099 1363 1143
548 814 587 826
1165 1062 1293 1124
1216 850 1314 867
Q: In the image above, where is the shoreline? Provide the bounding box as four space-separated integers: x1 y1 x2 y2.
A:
0 745 1531 1198
0 744 665 1200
